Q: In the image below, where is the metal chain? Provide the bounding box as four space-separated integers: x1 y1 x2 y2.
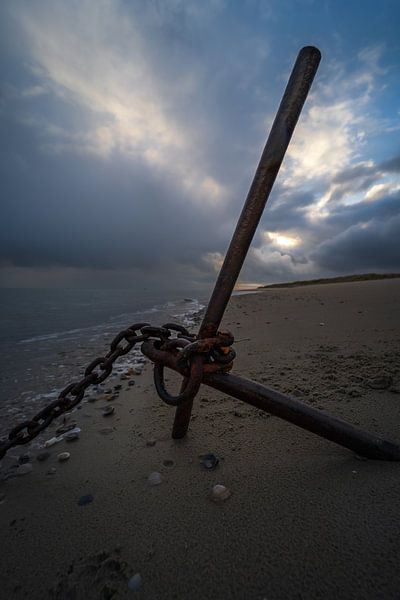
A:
0 322 173 459
0 321 234 460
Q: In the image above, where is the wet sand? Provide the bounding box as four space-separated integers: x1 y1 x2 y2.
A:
1 278 400 599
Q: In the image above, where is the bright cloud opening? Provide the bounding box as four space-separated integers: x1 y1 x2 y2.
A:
265 231 300 248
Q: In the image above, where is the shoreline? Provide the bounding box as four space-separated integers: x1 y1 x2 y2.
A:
1 278 400 599
0 294 206 441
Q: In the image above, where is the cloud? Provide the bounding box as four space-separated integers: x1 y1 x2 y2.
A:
246 43 400 283
1 2 399 288
313 207 400 272
8 0 228 207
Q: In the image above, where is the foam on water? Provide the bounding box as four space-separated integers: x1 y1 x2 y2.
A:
0 290 206 440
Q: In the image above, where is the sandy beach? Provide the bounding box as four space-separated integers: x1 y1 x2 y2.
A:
1 278 400 599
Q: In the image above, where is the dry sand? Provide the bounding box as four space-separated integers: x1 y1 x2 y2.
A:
1 278 400 599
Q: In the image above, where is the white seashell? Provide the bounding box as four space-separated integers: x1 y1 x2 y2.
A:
44 436 63 448
57 452 70 462
128 573 142 591
66 427 81 435
147 472 162 486
211 484 231 502
64 427 81 441
133 365 143 375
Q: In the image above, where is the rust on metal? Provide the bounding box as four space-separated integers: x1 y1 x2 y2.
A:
141 338 400 461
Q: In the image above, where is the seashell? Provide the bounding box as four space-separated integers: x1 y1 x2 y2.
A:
133 365 143 375
102 406 115 417
57 452 70 462
64 427 81 441
128 573 142 591
211 484 231 502
147 472 162 486
44 436 63 448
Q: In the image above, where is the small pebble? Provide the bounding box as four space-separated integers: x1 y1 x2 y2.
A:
16 463 33 476
102 406 115 417
355 454 368 461
128 573 142 591
211 484 231 502
146 439 156 447
36 451 51 462
319 322 325 326
57 452 71 462
200 453 219 470
18 453 31 464
163 459 174 467
99 427 114 435
367 375 393 390
78 494 94 506
148 472 162 486
128 380 135 387
46 467 57 475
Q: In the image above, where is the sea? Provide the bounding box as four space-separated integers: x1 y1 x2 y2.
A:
0 287 209 442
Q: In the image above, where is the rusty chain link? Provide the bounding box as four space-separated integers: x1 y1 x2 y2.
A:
0 322 235 460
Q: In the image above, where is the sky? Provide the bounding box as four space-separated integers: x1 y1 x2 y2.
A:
0 0 399 290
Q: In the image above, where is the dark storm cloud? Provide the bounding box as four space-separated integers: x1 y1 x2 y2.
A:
0 0 276 287
313 210 400 272
380 155 400 173
0 116 227 270
1 0 400 288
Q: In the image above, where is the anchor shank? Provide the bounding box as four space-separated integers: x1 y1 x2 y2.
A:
198 46 321 339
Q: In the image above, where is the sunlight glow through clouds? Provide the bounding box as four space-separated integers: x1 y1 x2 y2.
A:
265 231 300 248
13 0 227 207
281 46 389 221
364 181 400 202
2 1 399 288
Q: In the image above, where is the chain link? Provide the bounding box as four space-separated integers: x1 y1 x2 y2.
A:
0 322 235 460
0 322 153 460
